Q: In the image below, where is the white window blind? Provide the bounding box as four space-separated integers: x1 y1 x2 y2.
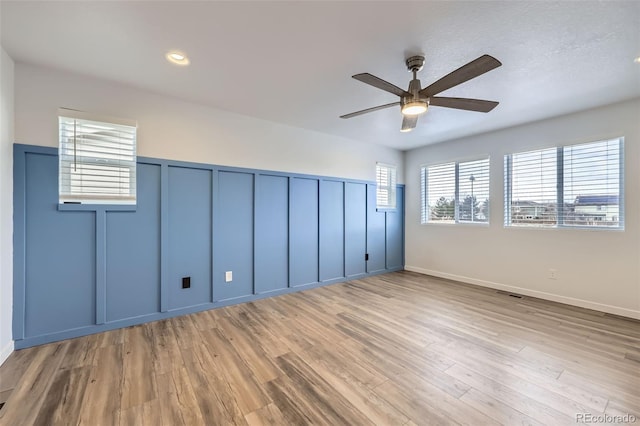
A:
563 139 622 227
504 138 623 228
422 162 455 223
376 163 397 209
458 158 490 223
505 148 557 226
59 110 137 205
422 158 490 224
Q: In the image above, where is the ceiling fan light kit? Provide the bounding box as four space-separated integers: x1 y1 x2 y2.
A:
401 100 428 116
341 53 502 132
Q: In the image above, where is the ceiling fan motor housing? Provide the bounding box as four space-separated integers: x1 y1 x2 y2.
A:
405 55 425 72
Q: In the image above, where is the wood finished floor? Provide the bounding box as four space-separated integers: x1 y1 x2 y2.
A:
0 271 639 425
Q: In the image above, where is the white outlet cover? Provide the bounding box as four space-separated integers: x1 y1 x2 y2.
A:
225 271 233 282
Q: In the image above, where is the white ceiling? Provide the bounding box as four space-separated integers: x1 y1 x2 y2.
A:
1 1 639 151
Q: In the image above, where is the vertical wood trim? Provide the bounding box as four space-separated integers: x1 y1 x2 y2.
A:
287 177 294 288
211 168 218 302
12 146 27 339
316 179 324 283
160 164 169 312
342 181 347 279
95 209 106 325
286 176 291 289
252 173 257 295
210 167 216 302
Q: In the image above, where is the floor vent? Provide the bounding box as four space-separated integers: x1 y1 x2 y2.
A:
497 290 524 299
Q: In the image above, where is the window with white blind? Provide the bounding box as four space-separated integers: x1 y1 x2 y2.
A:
59 109 137 205
376 163 397 209
504 138 623 228
421 157 490 224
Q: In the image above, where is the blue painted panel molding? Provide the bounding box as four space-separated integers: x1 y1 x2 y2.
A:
13 144 405 349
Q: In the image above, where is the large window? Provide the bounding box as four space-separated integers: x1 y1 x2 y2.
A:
376 162 397 209
421 158 490 224
504 138 623 228
59 110 137 205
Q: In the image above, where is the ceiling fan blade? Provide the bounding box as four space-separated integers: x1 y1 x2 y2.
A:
340 102 400 119
353 73 412 98
430 97 499 112
401 115 418 132
420 54 502 97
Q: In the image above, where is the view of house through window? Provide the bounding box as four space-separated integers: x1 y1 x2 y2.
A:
421 158 490 224
504 138 623 228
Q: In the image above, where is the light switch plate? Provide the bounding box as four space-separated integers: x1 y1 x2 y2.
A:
225 271 233 282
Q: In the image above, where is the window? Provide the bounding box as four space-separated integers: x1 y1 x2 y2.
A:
59 109 137 205
421 157 490 224
504 138 623 228
376 163 397 209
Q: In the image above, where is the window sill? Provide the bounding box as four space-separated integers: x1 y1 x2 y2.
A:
421 221 490 227
504 224 624 232
58 204 137 212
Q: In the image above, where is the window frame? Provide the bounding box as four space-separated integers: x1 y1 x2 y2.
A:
376 162 397 211
504 137 624 230
421 156 490 225
58 108 138 207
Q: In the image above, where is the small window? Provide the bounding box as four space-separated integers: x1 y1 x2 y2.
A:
504 138 623 228
422 162 455 223
59 109 137 205
421 158 490 224
376 163 397 209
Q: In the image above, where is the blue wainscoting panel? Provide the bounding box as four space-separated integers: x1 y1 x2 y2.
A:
344 182 367 278
24 153 96 337
105 163 161 322
366 184 387 274
167 166 212 309
385 186 404 270
319 180 345 281
254 174 289 293
214 171 254 301
290 177 319 287
14 144 406 349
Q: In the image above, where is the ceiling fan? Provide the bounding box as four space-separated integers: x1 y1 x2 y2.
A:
340 54 502 132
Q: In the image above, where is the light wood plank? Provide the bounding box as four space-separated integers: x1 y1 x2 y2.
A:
1 271 638 425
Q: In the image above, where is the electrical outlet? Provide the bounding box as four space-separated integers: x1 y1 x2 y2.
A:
225 271 233 282
548 269 557 280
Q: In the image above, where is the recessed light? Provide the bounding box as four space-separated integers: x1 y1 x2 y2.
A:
166 51 190 66
634 56 640 64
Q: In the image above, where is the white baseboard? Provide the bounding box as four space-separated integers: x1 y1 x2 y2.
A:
0 340 14 366
404 265 640 320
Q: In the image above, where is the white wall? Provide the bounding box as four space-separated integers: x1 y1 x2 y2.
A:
405 98 640 319
14 63 404 183
0 47 15 365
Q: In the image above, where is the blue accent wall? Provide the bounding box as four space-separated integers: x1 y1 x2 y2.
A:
366 184 387 274
254 174 289 294
320 180 345 282
290 178 320 287
344 182 367 278
167 166 213 310
214 171 254 301
386 187 405 270
24 153 96 337
106 163 161 322
13 144 404 348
